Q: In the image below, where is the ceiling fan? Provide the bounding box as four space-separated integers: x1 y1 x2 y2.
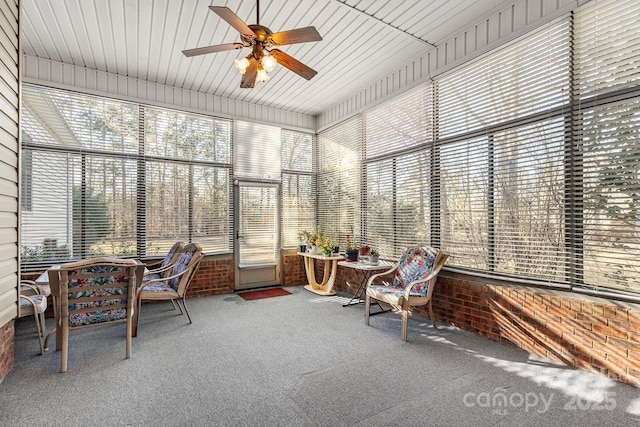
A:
182 1 323 88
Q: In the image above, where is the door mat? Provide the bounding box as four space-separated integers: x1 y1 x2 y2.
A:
238 287 292 301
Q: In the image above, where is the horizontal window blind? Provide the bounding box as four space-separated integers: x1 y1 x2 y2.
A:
21 84 233 261
318 116 362 247
281 129 315 248
580 100 640 293
20 150 138 260
364 86 433 159
144 107 231 162
438 137 489 270
22 86 139 153
281 129 313 172
365 151 430 259
438 19 569 138
573 0 640 293
143 107 232 254
363 84 433 258
493 118 566 282
234 120 281 180
574 0 640 100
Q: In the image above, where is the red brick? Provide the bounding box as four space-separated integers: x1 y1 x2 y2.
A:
593 323 628 339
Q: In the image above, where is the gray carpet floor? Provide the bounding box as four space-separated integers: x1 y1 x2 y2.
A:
2 286 639 426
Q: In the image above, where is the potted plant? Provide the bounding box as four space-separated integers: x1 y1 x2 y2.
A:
319 236 336 257
298 230 311 253
369 248 379 264
307 229 324 254
344 234 359 262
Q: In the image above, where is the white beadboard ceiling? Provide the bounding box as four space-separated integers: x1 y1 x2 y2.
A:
21 0 511 116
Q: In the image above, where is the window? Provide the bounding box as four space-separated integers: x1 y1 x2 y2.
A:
20 85 232 262
319 0 640 296
318 117 362 247
281 130 315 248
363 87 433 257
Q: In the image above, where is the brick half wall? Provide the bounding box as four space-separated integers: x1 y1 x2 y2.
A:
295 255 640 387
424 272 640 387
0 320 14 382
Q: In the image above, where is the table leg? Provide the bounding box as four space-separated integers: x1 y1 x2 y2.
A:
303 257 338 296
343 269 374 306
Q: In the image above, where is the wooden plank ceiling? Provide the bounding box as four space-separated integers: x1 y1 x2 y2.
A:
21 0 510 116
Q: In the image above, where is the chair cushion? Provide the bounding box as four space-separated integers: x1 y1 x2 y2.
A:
160 241 183 269
66 267 131 327
140 281 177 294
69 308 128 327
367 283 423 299
393 247 436 296
142 272 162 282
168 243 198 291
19 294 47 316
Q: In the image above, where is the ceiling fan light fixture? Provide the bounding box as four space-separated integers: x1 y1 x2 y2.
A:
234 57 250 74
256 67 270 83
261 54 277 72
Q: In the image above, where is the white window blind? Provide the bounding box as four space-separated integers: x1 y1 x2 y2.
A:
365 151 431 258
363 85 433 258
439 137 489 270
574 0 640 100
234 120 281 180
580 100 640 293
438 19 570 138
493 118 566 282
573 0 640 293
364 86 433 158
143 107 232 254
21 87 139 260
21 85 233 261
281 130 315 248
318 116 362 247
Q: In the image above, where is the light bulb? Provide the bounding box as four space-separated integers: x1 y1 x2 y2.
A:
261 54 277 72
234 57 250 74
256 68 269 83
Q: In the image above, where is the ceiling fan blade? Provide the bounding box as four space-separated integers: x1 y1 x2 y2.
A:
209 6 256 37
241 58 258 88
270 49 318 80
270 27 322 46
182 42 244 57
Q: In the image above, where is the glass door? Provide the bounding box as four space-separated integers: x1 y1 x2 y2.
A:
235 181 281 290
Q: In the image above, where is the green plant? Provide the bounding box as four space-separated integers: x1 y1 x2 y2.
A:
318 236 336 254
370 248 379 257
298 230 311 244
307 229 324 247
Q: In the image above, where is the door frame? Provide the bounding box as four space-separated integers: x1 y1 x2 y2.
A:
233 179 282 290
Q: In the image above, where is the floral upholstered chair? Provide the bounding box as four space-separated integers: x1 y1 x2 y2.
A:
134 243 203 335
365 246 449 341
47 257 144 372
143 241 184 281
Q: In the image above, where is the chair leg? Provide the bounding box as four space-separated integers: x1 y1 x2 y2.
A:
428 299 438 330
60 325 69 373
180 296 192 324
33 311 44 355
133 295 142 337
171 300 178 311
126 317 132 359
365 294 371 326
401 309 409 341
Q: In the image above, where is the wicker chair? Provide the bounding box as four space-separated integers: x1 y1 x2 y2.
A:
134 243 204 335
365 246 449 341
47 257 144 372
